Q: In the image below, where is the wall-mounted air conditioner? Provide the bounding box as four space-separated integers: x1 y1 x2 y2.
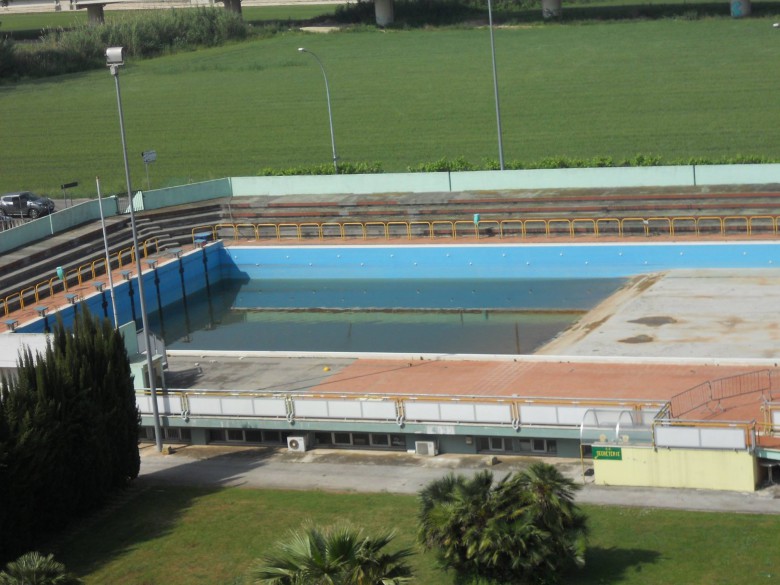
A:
287 436 308 452
415 441 437 456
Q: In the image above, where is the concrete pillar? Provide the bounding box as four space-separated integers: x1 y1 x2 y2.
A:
730 0 751 17
541 0 562 19
86 3 105 24
375 0 394 26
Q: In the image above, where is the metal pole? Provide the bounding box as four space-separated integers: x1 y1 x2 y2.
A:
487 0 505 170
96 176 119 329
299 48 338 174
110 63 163 453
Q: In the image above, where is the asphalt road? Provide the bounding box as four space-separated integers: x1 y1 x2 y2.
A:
139 444 780 514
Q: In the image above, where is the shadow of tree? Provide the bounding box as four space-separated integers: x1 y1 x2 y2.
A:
51 447 281 578
577 546 661 583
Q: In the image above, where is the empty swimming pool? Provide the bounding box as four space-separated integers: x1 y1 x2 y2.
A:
17 241 780 355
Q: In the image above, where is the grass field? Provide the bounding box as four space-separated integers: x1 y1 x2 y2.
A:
54 484 780 585
2 14 780 197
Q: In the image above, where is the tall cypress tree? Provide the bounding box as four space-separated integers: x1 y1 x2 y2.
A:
0 308 140 563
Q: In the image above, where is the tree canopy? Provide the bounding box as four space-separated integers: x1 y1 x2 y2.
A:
0 309 140 563
250 523 414 585
417 463 588 584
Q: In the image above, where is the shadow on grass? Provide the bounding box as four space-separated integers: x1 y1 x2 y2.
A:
578 546 661 583
54 445 282 578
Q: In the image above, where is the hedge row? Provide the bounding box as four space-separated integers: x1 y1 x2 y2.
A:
1 8 249 80
256 154 777 175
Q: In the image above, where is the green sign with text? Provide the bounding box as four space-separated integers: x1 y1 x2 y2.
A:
592 446 623 460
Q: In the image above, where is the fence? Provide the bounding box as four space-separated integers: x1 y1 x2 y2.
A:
666 370 774 419
191 214 780 244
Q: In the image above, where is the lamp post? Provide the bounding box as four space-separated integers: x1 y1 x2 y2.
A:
487 0 505 170
298 47 339 174
106 47 163 453
95 176 119 328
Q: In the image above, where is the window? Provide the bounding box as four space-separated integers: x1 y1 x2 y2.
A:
333 433 352 445
314 432 332 445
227 429 244 442
208 429 226 443
263 430 282 444
370 434 390 446
352 433 369 446
245 430 263 443
477 437 506 452
390 434 406 448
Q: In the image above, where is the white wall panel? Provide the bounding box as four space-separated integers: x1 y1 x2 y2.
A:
557 406 589 425
439 403 477 422
404 402 443 421
520 405 558 424
474 404 513 423
361 401 397 419
655 426 701 448
252 399 287 417
326 400 363 419
700 428 746 450
294 400 329 417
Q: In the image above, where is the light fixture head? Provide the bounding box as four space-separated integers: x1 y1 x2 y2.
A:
105 46 125 67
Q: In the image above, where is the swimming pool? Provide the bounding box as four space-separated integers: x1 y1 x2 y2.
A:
18 241 780 354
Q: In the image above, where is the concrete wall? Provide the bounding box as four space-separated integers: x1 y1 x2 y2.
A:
593 445 758 492
138 179 232 211
230 164 780 198
0 197 118 255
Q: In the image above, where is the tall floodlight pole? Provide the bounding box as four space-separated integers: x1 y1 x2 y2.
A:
96 176 119 328
298 47 339 174
106 47 163 453
487 0 505 170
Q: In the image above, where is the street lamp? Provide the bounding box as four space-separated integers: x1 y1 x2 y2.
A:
298 47 339 174
487 0 505 170
106 47 163 453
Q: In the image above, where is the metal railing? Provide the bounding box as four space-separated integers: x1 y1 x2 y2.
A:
3 237 159 317
193 214 780 243
665 370 774 419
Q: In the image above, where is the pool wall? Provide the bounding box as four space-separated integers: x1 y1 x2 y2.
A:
221 241 780 280
18 244 224 333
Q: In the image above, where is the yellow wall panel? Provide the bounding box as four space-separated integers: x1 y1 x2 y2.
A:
593 445 757 492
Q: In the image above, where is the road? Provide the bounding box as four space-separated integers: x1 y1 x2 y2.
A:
139 444 780 515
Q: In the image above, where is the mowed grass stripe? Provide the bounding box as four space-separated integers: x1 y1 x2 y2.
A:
55 485 780 585
2 18 780 195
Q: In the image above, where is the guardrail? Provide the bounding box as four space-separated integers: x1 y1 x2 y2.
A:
2 237 159 317
137 388 664 433
192 214 780 243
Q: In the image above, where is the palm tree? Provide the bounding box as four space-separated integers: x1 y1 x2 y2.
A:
0 552 83 585
417 464 588 585
250 523 414 585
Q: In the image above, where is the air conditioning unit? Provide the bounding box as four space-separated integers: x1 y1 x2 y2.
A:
415 441 438 456
287 436 308 452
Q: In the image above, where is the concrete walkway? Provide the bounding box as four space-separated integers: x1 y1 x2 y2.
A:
139 444 780 514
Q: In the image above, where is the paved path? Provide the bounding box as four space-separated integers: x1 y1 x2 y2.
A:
139 445 780 514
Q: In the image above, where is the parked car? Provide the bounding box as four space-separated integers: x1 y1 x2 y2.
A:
0 191 56 219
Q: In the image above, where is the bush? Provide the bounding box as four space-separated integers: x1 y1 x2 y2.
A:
258 161 384 175
2 8 249 81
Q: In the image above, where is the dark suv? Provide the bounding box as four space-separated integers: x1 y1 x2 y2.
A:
0 191 56 219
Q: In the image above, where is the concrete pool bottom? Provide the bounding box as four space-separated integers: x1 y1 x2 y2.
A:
537 268 780 359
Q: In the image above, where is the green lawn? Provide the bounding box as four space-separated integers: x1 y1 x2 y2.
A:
3 16 780 197
55 485 780 585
